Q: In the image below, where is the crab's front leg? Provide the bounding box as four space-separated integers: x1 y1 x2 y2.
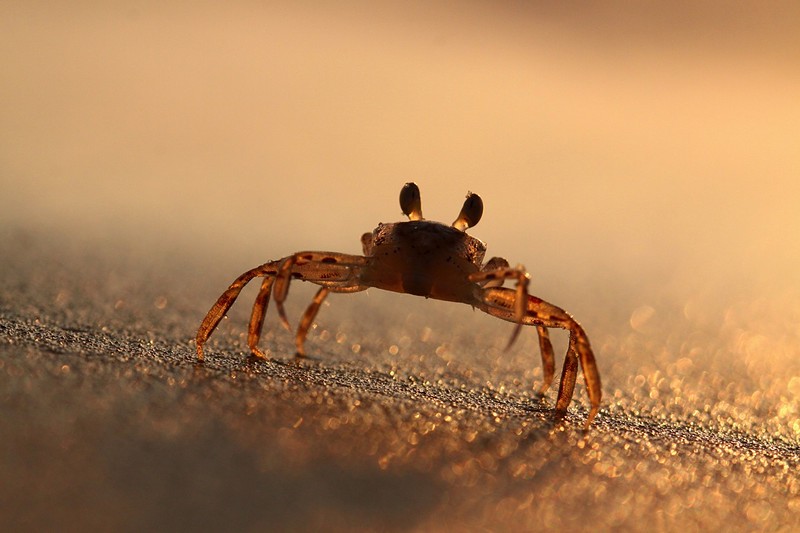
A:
469 258 557 395
534 325 556 396
477 287 601 428
469 261 528 347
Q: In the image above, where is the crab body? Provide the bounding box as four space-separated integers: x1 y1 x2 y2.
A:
360 221 485 302
196 183 602 428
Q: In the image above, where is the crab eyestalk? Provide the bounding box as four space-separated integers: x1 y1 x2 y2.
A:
400 182 424 221
452 192 483 231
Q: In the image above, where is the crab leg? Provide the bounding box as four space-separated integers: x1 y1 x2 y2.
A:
195 261 281 360
536 325 556 396
197 251 368 360
478 287 601 428
273 251 369 331
472 260 556 383
293 283 370 356
555 349 579 419
272 252 369 322
247 277 274 359
295 287 330 357
468 264 530 349
272 256 297 331
470 262 556 388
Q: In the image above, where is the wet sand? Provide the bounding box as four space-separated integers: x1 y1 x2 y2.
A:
2 228 799 531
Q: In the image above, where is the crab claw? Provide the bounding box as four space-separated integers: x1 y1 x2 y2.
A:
452 192 483 231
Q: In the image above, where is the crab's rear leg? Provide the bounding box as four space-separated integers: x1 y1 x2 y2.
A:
196 262 281 360
271 252 369 326
478 287 601 428
252 251 369 357
295 286 329 356
272 256 297 331
247 277 275 359
199 251 368 360
294 283 367 356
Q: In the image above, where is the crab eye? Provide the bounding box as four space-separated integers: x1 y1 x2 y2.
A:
400 182 423 221
452 191 483 231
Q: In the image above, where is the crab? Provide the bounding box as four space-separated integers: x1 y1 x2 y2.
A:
196 182 601 427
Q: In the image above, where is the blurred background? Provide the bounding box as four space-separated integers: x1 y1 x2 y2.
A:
2 0 798 298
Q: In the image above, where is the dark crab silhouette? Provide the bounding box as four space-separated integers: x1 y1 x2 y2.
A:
196 183 601 427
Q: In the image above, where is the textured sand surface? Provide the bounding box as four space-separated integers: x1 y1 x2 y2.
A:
2 229 799 531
